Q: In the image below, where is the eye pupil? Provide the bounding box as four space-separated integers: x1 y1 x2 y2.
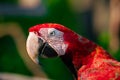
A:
50 31 55 36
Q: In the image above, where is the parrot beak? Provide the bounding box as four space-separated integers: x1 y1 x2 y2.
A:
26 32 58 64
38 41 58 58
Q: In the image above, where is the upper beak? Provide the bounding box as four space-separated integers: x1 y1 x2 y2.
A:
26 32 39 64
26 32 58 64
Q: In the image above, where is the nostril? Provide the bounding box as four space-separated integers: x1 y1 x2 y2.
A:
34 31 41 36
33 31 37 34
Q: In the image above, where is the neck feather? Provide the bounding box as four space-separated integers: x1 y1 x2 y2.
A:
68 35 112 70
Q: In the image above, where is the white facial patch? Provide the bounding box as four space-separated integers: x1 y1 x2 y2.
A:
39 28 68 56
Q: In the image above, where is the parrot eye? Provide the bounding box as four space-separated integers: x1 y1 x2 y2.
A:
49 31 56 36
48 28 58 37
48 28 63 38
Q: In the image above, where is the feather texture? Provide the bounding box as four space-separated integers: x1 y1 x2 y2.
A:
27 23 120 80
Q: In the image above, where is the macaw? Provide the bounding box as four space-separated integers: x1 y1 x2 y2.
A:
26 23 120 80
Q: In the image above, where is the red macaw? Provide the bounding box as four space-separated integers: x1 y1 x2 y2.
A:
26 23 120 80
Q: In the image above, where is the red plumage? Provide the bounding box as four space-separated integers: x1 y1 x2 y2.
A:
29 23 120 80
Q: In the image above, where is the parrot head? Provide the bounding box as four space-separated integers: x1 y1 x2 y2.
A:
26 23 80 63
26 23 96 78
26 23 81 78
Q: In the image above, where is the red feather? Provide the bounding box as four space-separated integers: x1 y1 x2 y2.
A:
29 23 120 80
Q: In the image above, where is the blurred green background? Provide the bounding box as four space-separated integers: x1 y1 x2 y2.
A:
0 0 120 79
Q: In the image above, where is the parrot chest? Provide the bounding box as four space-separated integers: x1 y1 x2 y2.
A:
78 58 120 80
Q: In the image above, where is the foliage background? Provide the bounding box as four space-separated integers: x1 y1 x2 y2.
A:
0 0 120 79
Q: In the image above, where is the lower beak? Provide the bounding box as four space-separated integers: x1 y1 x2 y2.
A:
38 40 58 58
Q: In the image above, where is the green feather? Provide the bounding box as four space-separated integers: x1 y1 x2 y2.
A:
39 57 74 80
